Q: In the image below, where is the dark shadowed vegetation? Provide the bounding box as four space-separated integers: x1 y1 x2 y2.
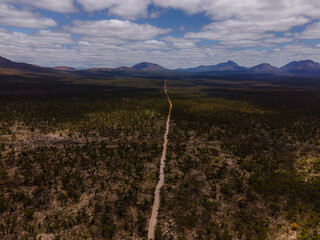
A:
0 70 319 239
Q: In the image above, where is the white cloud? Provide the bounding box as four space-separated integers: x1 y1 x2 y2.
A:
162 36 198 49
75 0 151 19
150 10 163 19
5 0 76 13
2 0 320 69
7 0 150 19
296 21 320 39
0 28 77 66
154 0 320 22
127 40 169 50
162 36 195 42
0 29 73 50
185 12 309 46
153 0 202 14
155 0 320 47
0 3 56 28
65 19 170 40
2 25 320 69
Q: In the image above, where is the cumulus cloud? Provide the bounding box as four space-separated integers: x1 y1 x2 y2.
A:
75 0 151 19
154 0 320 22
5 0 76 13
162 36 199 49
296 21 320 39
153 0 202 15
1 0 320 69
64 19 170 40
127 40 169 50
155 0 320 47
185 17 299 47
0 28 76 66
0 29 73 49
188 17 309 40
6 0 151 19
2 25 320 69
181 1 314 47
0 3 56 28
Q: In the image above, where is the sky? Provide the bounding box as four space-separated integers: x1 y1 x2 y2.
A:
1 0 320 69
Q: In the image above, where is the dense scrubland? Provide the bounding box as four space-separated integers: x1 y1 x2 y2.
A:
0 72 319 239
0 78 169 239
157 79 320 240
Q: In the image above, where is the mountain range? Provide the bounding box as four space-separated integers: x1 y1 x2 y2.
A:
0 55 320 76
179 61 247 73
177 60 320 75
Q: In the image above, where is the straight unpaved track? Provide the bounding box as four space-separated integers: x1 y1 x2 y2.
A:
148 79 172 239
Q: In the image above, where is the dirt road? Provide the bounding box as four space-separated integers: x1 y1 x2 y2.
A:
147 79 172 239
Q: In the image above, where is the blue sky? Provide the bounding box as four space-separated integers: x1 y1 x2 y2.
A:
1 0 320 68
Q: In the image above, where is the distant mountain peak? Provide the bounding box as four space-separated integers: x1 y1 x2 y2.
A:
132 62 159 68
281 59 320 73
226 60 237 65
181 60 246 73
131 62 168 72
249 63 281 74
216 60 242 68
258 63 272 66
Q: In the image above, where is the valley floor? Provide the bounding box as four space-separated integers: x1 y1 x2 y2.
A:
0 74 319 239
